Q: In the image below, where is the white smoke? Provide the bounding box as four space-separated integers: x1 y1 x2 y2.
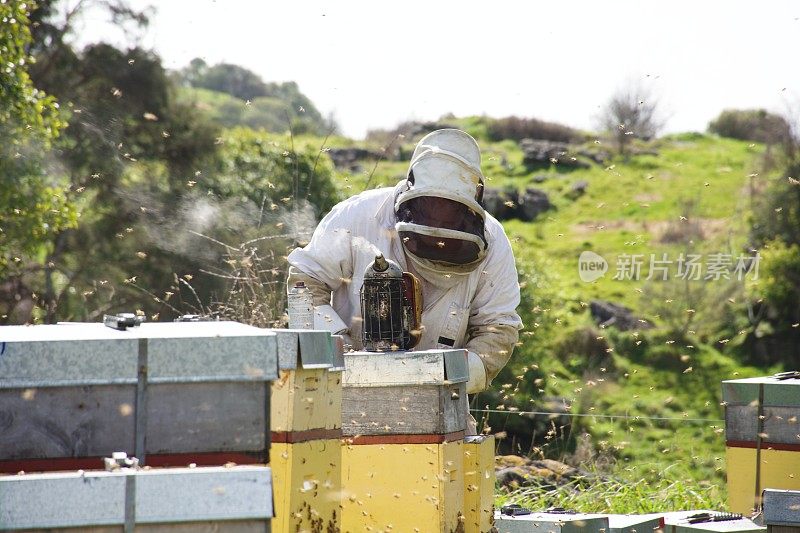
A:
118 188 319 265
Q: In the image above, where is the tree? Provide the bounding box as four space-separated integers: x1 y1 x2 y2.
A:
176 59 335 135
2 0 221 323
0 0 77 320
600 83 663 157
742 108 800 364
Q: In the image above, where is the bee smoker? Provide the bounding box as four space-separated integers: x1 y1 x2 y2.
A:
360 254 422 351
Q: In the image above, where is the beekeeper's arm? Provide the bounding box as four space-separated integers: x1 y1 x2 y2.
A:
286 201 354 334
464 226 522 393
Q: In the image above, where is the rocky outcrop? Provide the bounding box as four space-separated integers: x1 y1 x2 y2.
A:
589 299 653 331
520 139 590 169
326 147 382 171
483 187 552 222
518 188 553 221
495 455 595 490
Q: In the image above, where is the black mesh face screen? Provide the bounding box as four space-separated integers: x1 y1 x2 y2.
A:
399 231 482 265
397 196 484 237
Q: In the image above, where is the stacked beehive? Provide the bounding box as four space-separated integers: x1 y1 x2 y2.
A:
722 375 800 514
269 329 343 532
0 321 278 531
339 349 471 532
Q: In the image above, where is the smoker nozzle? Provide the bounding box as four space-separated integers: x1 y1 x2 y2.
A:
372 254 389 272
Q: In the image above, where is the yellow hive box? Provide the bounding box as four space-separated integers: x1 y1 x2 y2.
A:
463 435 496 533
722 375 800 514
272 439 342 532
271 329 341 434
341 439 464 533
726 446 800 515
271 366 342 433
269 330 343 532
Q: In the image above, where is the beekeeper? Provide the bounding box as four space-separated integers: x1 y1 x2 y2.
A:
287 128 522 395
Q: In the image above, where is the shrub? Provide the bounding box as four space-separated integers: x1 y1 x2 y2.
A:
708 108 794 147
486 116 580 143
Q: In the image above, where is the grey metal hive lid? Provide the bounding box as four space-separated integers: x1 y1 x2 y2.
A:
272 329 334 370
722 375 800 407
0 465 273 529
342 348 469 386
492 509 610 532
763 489 800 526
0 321 278 388
607 513 664 532
663 511 765 532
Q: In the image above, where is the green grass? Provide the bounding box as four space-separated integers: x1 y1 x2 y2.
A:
496 473 726 514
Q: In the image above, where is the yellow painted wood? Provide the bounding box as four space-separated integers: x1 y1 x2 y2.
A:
326 368 343 427
271 367 341 432
463 436 495 533
726 446 800 514
341 440 464 533
271 440 341 532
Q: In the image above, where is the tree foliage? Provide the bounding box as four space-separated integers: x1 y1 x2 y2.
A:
0 0 341 324
708 108 794 148
0 0 77 277
176 59 334 135
0 1 63 140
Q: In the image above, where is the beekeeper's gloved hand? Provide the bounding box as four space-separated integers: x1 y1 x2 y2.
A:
466 350 487 394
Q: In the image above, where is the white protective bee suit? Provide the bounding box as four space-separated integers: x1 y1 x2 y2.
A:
287 129 522 394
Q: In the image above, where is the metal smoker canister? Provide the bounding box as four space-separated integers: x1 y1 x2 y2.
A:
287 281 314 329
360 254 421 351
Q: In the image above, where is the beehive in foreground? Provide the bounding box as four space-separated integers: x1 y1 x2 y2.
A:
340 348 469 532
722 374 800 514
0 321 278 472
270 329 342 533
0 465 274 531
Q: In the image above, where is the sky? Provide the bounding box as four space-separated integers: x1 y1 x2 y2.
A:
74 0 800 139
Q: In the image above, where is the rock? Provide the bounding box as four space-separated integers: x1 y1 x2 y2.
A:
577 148 612 165
519 139 590 169
495 467 531 488
589 299 653 331
517 188 552 221
326 147 382 171
483 187 552 222
482 187 519 221
495 455 593 490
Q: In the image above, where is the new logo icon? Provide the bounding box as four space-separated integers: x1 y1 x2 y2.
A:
578 251 608 282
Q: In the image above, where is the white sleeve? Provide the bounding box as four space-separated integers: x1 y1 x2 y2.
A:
469 221 522 330
464 220 523 386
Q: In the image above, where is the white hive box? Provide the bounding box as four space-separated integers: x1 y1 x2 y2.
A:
0 465 273 531
342 348 469 437
0 321 278 471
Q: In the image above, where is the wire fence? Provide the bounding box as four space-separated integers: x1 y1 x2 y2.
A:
470 408 724 424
